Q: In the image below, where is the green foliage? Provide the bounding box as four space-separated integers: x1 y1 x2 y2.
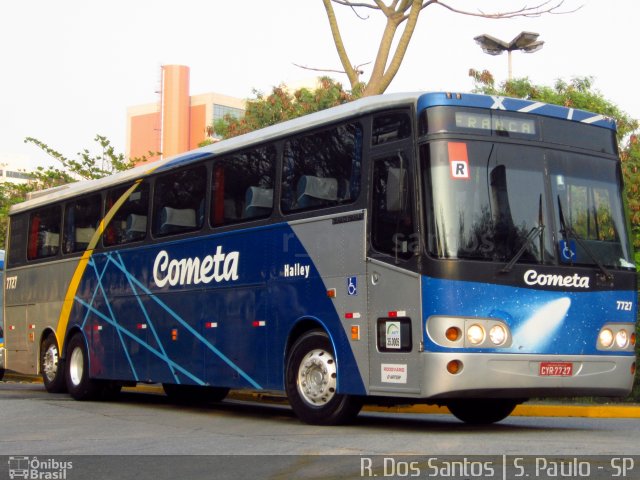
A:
0 135 151 247
213 77 358 140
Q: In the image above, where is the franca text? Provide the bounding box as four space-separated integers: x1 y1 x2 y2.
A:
153 247 239 287
524 269 590 288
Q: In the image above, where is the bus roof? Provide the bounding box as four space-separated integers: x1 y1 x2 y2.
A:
10 91 616 215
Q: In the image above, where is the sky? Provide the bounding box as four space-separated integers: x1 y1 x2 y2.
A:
1 0 638 170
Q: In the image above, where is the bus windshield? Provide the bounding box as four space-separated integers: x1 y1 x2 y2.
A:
423 140 635 269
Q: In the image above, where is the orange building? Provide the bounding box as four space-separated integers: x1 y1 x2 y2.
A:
126 65 245 164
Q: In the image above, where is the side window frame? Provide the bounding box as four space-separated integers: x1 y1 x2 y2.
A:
280 121 363 215
210 144 276 228
151 165 208 238
103 181 150 248
27 205 62 261
369 110 418 261
62 193 102 255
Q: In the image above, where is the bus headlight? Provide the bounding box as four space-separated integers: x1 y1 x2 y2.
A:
489 325 508 346
467 324 485 345
597 324 634 351
425 316 511 348
598 328 614 348
615 330 629 349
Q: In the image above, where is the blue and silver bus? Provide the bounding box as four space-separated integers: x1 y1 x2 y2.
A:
3 92 637 424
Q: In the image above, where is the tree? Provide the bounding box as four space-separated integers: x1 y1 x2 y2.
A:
212 77 356 140
0 135 152 247
322 0 576 97
469 69 640 252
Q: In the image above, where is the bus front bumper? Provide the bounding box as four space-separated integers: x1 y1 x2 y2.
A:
420 352 636 399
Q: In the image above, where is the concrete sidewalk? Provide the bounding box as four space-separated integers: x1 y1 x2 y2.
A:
4 371 639 418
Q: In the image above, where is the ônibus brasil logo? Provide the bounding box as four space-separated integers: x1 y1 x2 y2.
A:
8 456 73 480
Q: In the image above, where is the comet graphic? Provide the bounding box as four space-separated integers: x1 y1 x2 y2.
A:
510 297 571 352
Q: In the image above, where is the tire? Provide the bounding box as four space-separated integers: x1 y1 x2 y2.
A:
40 334 67 393
0 369 4 381
285 330 362 425
65 333 102 401
447 398 520 425
163 383 229 404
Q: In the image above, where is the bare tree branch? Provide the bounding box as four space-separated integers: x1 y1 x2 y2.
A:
435 0 581 19
324 0 582 96
322 0 361 87
293 62 371 77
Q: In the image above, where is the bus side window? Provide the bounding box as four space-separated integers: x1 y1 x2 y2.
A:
372 112 411 145
371 154 415 259
7 213 28 268
152 166 207 237
63 194 101 254
210 145 276 227
281 122 362 213
104 182 150 247
27 206 62 260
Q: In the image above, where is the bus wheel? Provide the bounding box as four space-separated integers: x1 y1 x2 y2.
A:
163 384 229 404
285 330 362 425
65 333 101 401
447 399 519 425
41 334 67 393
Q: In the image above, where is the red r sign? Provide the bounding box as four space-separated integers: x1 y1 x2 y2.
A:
448 142 470 180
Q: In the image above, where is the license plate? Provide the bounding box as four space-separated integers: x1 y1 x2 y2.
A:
539 362 573 377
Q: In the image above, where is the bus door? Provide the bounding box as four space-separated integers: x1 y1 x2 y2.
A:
367 145 423 396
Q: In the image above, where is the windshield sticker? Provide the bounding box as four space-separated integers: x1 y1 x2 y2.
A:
448 142 470 180
559 240 577 263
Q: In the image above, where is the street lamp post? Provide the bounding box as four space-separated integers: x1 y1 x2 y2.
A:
474 31 544 81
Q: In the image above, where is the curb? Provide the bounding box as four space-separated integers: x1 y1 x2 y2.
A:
4 372 639 418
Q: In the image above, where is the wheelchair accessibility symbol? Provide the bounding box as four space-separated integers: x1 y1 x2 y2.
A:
559 240 577 263
347 276 357 296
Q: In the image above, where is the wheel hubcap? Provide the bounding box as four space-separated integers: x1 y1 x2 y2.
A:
43 344 59 382
69 347 84 387
297 348 337 406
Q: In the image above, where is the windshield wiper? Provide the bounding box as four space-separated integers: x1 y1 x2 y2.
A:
501 194 545 273
557 195 613 282
500 225 544 273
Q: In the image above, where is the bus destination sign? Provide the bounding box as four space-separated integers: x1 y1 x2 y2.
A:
455 111 537 135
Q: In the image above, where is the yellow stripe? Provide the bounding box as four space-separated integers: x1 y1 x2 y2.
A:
56 179 144 348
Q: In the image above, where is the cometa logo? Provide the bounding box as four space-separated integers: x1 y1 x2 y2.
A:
523 269 590 289
153 247 239 287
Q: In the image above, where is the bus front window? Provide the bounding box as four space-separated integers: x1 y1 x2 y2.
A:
549 151 634 269
423 141 634 269
424 141 554 264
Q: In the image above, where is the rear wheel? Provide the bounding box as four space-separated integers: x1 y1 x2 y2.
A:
447 398 520 424
65 333 102 400
285 330 362 425
41 334 67 393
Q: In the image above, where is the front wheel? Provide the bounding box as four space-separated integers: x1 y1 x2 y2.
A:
41 334 67 393
447 399 520 424
65 333 102 400
285 330 362 425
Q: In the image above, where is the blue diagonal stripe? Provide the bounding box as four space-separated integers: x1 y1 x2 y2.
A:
74 296 205 385
84 257 140 381
107 252 262 389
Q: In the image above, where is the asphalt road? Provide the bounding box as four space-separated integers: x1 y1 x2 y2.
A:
1 380 639 479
